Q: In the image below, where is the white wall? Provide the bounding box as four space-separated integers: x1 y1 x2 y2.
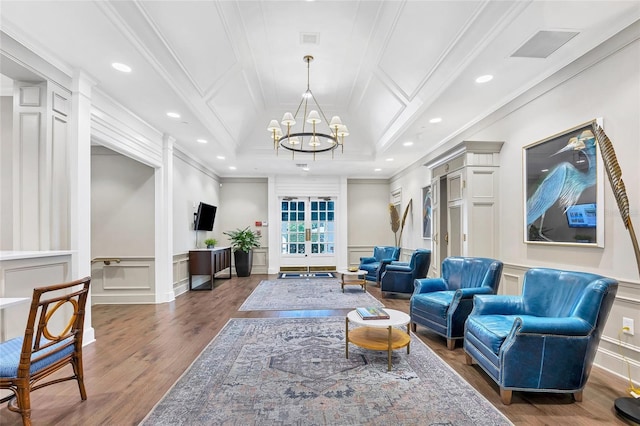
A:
346 179 394 246
91 145 155 257
218 178 268 248
478 38 639 282
173 151 221 252
0 96 12 250
390 164 433 256
391 30 640 384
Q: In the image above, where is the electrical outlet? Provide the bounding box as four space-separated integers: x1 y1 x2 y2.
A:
622 317 634 336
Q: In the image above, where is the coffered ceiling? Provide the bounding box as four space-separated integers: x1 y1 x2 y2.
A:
1 1 638 177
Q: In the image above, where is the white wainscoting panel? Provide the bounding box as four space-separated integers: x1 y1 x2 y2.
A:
173 252 190 296
91 257 155 304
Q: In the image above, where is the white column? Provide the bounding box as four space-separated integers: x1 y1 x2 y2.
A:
267 175 279 274
155 134 175 303
70 69 96 344
338 176 349 270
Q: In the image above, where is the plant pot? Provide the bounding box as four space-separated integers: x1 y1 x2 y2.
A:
207 245 215 249
234 250 253 277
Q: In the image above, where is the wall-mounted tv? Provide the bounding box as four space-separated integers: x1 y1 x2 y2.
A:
566 203 596 228
194 202 217 231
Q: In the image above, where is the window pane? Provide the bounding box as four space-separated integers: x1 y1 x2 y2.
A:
320 212 326 221
320 201 326 210
298 244 305 254
297 212 303 221
328 201 334 210
328 212 334 221
311 212 318 221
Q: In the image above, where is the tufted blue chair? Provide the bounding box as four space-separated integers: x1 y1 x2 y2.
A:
463 268 618 405
410 257 503 350
358 246 400 284
380 249 431 296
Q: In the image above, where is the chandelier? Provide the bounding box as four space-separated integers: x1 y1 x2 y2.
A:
267 55 348 160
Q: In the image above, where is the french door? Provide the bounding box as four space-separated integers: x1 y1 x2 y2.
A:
280 197 336 268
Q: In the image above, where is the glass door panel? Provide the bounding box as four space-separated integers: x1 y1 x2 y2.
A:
280 198 337 264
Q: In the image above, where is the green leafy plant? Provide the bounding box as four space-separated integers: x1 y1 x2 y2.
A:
223 227 261 253
204 238 217 248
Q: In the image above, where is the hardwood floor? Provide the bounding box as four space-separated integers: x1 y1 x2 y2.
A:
1 274 634 425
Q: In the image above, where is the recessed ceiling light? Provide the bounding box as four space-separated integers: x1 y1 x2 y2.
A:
197 139 207 144
216 155 225 160
541 168 549 172
166 112 180 118
111 62 132 73
374 168 382 172
229 166 237 170
403 141 414 147
385 158 394 162
429 117 442 124
302 167 310 171
475 74 493 83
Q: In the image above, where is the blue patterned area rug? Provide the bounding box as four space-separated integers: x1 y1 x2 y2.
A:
142 318 511 425
238 279 383 311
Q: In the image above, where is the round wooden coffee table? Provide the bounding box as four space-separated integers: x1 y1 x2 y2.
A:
338 269 367 292
345 308 411 371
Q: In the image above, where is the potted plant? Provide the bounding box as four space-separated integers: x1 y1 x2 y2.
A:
204 238 217 249
223 226 261 277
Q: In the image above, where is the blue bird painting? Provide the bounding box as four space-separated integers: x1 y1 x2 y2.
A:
526 130 597 241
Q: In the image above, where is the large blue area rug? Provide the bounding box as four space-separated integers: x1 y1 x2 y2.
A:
142 317 511 425
238 279 383 311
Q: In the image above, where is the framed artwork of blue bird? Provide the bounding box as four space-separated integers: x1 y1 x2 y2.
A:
523 119 605 247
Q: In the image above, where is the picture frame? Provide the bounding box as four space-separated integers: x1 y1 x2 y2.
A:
523 118 604 247
422 185 432 239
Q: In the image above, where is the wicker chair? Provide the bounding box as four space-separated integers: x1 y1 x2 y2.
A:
0 277 91 426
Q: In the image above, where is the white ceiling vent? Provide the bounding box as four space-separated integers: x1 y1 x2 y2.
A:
511 30 579 58
300 32 320 45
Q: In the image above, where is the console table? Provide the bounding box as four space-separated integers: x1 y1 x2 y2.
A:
188 247 232 291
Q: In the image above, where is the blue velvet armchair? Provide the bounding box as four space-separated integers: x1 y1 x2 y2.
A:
410 257 503 350
358 246 400 284
380 249 431 296
463 268 618 405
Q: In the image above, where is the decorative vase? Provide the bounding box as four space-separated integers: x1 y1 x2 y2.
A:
234 250 253 277
207 244 214 249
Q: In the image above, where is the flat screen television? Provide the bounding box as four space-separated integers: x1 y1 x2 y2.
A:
194 202 217 231
566 203 596 228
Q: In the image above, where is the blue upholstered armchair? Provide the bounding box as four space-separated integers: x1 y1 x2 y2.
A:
410 257 503 350
380 249 431 296
358 246 400 284
463 268 618 405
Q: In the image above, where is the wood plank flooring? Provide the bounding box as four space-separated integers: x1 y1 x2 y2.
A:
0 274 635 425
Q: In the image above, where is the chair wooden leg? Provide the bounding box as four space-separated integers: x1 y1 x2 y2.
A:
16 384 32 426
411 322 416 332
464 352 473 365
446 339 456 350
500 388 513 405
573 390 583 402
72 355 87 400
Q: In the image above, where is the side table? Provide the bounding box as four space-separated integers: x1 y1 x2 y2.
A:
345 308 411 371
338 269 367 292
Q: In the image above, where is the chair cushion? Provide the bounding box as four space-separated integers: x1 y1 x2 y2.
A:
0 336 75 378
412 291 454 321
465 315 518 355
